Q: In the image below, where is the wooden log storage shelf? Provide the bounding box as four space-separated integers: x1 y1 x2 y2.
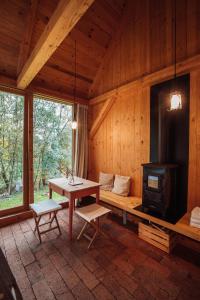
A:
138 222 178 254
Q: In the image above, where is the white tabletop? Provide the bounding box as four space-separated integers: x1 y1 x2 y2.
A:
30 199 62 216
48 177 100 193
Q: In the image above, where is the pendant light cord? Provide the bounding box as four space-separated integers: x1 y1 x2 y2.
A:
120 34 121 90
74 40 77 103
174 0 177 79
117 34 122 93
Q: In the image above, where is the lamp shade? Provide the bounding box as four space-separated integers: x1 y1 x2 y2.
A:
170 93 182 110
72 120 77 129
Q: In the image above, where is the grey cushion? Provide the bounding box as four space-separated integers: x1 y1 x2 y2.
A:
99 172 114 191
112 175 131 197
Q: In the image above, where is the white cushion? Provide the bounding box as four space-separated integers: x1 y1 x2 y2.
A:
75 203 111 222
112 175 131 197
30 199 62 216
99 172 114 191
191 207 200 219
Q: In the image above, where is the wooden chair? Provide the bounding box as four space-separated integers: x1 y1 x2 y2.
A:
75 203 111 249
30 199 62 243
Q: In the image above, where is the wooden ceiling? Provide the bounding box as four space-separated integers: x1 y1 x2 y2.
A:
0 0 126 100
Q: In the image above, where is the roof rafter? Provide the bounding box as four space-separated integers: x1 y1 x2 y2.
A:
47 64 93 84
17 0 95 89
89 95 116 139
17 0 39 75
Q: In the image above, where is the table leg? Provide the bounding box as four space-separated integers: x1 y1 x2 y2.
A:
49 185 52 199
96 188 100 204
69 195 74 240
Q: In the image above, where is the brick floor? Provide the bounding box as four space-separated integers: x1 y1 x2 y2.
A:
0 208 200 300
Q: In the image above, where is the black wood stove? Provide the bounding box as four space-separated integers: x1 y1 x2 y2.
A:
139 75 189 224
141 163 179 223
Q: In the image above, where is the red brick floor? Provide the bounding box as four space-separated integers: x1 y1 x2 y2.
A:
0 209 200 300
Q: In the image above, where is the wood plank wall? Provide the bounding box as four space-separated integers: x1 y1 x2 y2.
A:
88 0 200 211
89 84 150 198
89 70 200 211
90 0 200 98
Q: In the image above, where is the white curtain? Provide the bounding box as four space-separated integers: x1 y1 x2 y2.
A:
74 104 88 179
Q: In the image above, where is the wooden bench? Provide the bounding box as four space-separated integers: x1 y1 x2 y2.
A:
99 190 142 225
98 190 200 243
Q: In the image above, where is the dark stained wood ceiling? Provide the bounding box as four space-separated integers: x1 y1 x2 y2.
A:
0 0 30 79
0 0 126 99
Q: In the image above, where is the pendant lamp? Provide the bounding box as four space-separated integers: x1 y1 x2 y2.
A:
169 0 182 111
72 40 77 129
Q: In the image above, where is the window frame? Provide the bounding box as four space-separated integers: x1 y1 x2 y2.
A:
32 94 74 205
0 87 75 218
0 87 28 217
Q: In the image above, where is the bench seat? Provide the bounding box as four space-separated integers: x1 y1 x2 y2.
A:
99 190 141 210
97 190 200 242
98 190 142 224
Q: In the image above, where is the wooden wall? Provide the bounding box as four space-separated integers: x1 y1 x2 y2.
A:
89 83 150 198
91 0 200 98
88 66 200 212
88 0 200 212
188 70 200 211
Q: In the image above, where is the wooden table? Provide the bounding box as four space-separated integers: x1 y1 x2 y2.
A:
48 177 100 240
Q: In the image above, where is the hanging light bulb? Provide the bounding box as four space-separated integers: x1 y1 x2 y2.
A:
72 119 77 130
170 93 182 111
71 40 78 130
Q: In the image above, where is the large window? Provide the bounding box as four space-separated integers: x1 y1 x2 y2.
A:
0 91 24 211
0 91 73 216
33 97 72 203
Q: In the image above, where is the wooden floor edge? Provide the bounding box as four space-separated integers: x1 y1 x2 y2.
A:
0 210 33 228
0 202 69 228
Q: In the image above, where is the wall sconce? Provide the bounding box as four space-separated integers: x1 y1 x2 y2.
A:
169 92 182 111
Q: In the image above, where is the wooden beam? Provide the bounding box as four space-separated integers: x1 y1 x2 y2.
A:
89 81 140 105
0 75 88 105
17 0 39 75
89 95 116 139
89 52 200 105
30 85 88 105
47 64 93 84
88 0 133 98
143 53 200 86
0 74 88 104
17 0 95 89
0 74 16 89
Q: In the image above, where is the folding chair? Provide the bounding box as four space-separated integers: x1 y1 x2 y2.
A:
75 203 111 249
30 199 62 243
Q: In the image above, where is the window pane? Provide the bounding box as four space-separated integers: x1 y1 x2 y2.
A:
33 98 72 203
0 91 24 210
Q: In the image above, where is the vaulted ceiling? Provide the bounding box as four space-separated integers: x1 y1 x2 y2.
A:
0 0 126 100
